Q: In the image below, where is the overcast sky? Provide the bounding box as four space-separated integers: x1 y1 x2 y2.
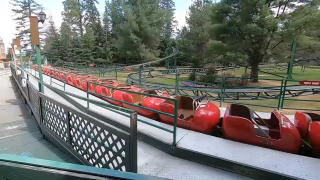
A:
0 0 192 51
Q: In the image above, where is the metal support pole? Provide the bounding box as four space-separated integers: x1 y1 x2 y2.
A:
36 45 44 93
175 71 179 94
173 99 178 152
63 73 66 91
19 51 23 69
115 67 118 79
280 79 287 108
129 112 137 173
86 81 89 108
138 66 142 87
287 37 296 80
277 79 284 109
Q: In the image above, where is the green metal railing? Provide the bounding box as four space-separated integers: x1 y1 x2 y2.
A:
281 79 320 111
0 154 165 180
129 70 319 112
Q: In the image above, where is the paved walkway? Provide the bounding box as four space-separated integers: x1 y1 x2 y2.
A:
0 72 74 163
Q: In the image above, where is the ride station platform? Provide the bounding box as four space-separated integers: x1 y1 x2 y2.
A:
26 68 320 180
0 72 74 163
8 67 251 180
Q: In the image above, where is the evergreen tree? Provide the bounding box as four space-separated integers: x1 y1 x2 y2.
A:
59 21 74 61
177 0 214 67
43 16 61 62
10 0 43 51
62 0 84 36
83 0 100 29
102 0 113 62
81 27 96 63
159 0 176 57
110 0 167 63
92 21 107 60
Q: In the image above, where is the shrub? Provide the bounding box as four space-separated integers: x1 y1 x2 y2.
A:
239 73 250 86
189 72 196 81
198 68 217 84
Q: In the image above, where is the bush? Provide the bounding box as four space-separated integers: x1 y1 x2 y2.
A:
189 72 196 81
198 68 217 84
239 73 250 86
215 72 234 86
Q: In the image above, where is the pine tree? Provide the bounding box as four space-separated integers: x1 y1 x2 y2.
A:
159 0 176 57
177 0 214 67
81 27 96 63
92 21 107 60
43 16 61 62
83 0 100 29
59 22 74 61
110 0 167 63
62 0 84 36
10 0 43 52
102 0 113 62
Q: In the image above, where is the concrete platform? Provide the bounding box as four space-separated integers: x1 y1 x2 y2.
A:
0 73 74 163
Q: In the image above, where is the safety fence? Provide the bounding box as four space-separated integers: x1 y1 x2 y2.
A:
10 64 138 173
126 70 320 112
281 79 320 112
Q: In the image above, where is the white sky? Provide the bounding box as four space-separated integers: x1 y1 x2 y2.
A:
0 0 192 51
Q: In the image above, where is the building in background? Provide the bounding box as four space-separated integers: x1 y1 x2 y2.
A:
0 37 6 61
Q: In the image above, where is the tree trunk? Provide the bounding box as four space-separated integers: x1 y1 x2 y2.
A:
250 63 259 82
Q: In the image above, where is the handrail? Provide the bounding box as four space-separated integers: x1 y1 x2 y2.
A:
0 154 166 180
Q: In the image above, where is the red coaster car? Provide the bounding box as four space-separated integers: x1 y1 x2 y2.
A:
158 95 220 134
66 73 77 85
86 78 115 93
294 112 320 156
73 75 93 89
98 83 135 106
122 89 170 119
223 104 301 153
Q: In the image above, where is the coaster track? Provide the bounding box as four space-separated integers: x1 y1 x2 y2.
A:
126 69 319 100
50 48 319 101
